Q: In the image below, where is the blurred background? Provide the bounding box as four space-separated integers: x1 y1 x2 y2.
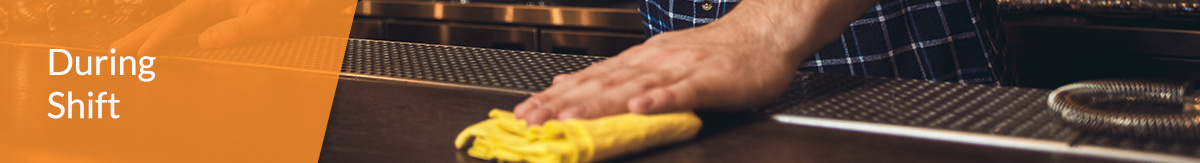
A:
348 0 644 58
4 0 1200 89
344 0 1200 89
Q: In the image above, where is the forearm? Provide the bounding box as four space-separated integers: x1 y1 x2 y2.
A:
698 0 878 67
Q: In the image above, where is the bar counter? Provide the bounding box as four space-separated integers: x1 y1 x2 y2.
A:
318 39 1200 162
4 36 1197 162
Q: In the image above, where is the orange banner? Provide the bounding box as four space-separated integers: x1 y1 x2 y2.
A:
1 0 356 162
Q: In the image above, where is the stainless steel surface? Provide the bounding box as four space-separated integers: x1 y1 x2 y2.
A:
350 18 385 40
383 19 539 51
773 115 1200 162
356 0 642 31
758 71 1077 141
539 29 643 56
1048 79 1200 139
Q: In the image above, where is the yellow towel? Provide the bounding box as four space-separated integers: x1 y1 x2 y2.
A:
454 109 702 163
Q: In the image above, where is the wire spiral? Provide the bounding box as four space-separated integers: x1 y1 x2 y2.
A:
1048 79 1200 139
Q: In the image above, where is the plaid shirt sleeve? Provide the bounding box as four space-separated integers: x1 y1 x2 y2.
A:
638 0 1008 85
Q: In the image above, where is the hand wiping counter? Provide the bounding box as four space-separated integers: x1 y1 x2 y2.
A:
455 109 702 163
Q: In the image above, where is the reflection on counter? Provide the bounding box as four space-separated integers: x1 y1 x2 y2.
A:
349 0 645 56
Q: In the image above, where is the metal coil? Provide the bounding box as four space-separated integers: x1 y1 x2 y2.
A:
1047 79 1200 139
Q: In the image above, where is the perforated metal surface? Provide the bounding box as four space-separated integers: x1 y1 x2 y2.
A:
341 39 604 91
757 72 1200 157
756 73 1080 141
170 37 347 72
0 23 138 49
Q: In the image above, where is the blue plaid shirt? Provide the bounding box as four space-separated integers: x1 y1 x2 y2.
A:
639 0 1008 85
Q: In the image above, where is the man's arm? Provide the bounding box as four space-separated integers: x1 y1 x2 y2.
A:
708 0 879 65
514 0 879 125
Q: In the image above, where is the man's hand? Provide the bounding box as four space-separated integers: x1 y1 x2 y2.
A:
514 26 800 125
110 0 353 55
514 0 878 125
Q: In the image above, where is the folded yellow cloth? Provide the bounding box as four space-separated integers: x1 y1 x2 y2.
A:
454 109 702 163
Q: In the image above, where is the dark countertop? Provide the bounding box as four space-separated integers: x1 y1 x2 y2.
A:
318 76 1125 163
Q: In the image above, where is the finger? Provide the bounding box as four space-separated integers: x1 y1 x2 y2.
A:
556 99 626 120
593 64 694 111
535 59 631 100
527 70 599 119
554 74 668 120
593 65 643 87
532 74 587 104
110 9 178 55
554 84 633 120
138 1 230 55
520 76 589 121
542 78 630 120
628 80 707 114
557 106 587 120
537 79 601 113
513 97 540 119
198 1 283 49
198 16 253 49
552 74 572 85
521 105 554 126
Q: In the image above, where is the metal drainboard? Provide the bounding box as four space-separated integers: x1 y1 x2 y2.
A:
756 73 1079 141
341 38 604 91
